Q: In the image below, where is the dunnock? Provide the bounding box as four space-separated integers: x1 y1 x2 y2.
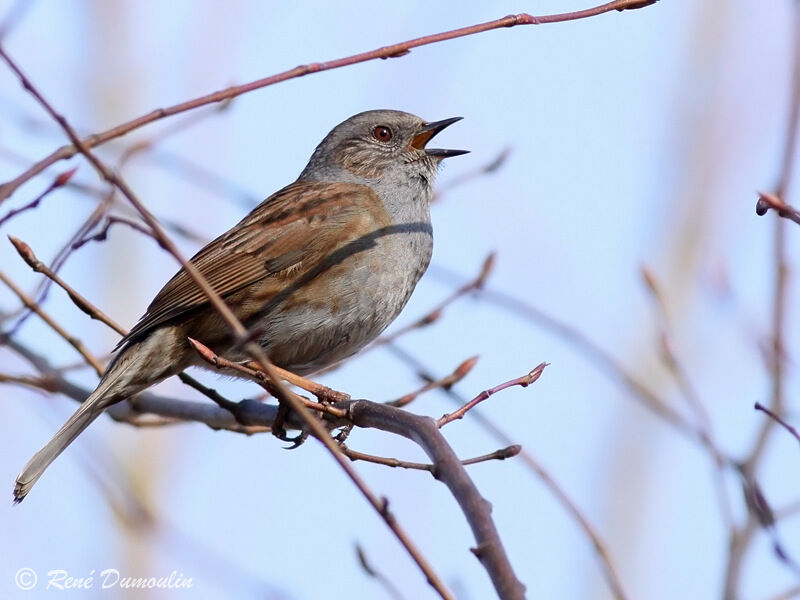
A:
14 109 466 502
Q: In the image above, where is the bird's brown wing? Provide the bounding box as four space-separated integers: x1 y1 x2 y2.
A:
116 180 389 349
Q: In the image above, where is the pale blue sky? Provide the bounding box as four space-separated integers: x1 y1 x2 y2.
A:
1 2 798 599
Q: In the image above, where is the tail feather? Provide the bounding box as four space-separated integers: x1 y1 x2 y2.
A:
14 394 105 503
14 346 142 503
14 328 184 503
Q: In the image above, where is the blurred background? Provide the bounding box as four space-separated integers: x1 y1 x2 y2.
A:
1 1 798 598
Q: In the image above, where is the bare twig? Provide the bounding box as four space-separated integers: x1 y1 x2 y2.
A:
437 363 547 427
345 399 526 599
71 215 154 250
8 235 125 333
342 444 520 471
640 266 735 528
0 167 76 226
187 338 349 421
389 356 478 408
756 191 800 226
755 402 800 447
0 269 105 375
1 335 275 433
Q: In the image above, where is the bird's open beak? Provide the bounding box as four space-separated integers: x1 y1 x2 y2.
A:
410 117 469 158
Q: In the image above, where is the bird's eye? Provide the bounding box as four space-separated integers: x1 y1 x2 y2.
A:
372 125 393 143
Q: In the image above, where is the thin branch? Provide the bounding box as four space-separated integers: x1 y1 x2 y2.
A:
2 185 115 330
0 167 76 226
755 402 800 447
438 363 547 427
640 265 735 528
0 268 105 375
8 235 125 334
342 444 520 471
71 215 154 250
1 336 274 433
0 0 657 205
187 338 349 421
756 191 800 226
388 356 478 408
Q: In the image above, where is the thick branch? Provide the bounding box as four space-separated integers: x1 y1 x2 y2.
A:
346 400 526 600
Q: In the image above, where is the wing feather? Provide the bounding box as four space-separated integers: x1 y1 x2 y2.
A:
117 180 387 348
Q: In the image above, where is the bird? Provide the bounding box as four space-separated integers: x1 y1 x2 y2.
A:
14 109 467 502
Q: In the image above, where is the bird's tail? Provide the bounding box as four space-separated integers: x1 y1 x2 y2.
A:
14 347 142 503
13 390 106 503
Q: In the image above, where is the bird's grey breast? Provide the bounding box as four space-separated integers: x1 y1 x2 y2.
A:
250 182 433 374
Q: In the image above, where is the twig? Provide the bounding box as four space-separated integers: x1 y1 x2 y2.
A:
71 215 154 250
3 186 115 330
238 358 351 403
756 191 800 226
640 265 735 528
755 402 800 447
8 235 125 333
342 444 520 471
0 269 105 375
187 338 349 421
0 167 76 226
0 0 658 205
438 363 547 427
389 356 478 408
